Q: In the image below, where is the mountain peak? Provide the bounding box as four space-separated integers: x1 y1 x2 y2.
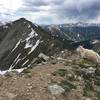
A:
13 18 32 25
18 17 27 21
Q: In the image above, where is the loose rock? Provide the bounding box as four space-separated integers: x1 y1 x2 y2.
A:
48 84 65 96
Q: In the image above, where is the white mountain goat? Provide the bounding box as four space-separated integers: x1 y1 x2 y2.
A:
76 46 100 64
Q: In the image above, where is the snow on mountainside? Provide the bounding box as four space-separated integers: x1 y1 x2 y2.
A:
0 18 71 72
43 23 100 42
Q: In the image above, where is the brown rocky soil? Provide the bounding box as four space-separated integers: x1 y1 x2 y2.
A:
0 53 99 100
0 63 68 100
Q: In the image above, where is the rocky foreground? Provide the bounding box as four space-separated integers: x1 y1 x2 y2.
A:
0 51 100 100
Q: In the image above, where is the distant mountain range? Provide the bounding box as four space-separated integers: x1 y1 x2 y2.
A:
0 18 100 71
42 23 100 42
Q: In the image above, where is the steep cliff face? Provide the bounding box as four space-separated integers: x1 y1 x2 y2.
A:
0 18 70 71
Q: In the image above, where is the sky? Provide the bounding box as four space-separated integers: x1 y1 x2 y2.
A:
0 0 100 25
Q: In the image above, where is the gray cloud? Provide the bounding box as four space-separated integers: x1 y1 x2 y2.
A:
56 0 100 20
24 0 48 7
19 0 49 13
0 0 100 24
21 0 100 23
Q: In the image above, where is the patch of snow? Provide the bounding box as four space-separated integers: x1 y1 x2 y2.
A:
28 40 40 54
25 37 31 42
48 26 53 32
40 40 44 43
11 39 22 52
0 67 27 75
28 24 31 28
22 56 26 60
34 23 38 27
56 35 59 37
24 42 32 48
24 28 38 49
63 39 65 41
3 25 8 28
13 54 21 64
15 59 21 65
9 53 21 70
59 25 62 28
0 70 8 75
29 28 38 37
13 68 26 73
35 33 38 36
28 64 31 67
52 26 61 31
92 40 99 44
77 34 80 37
22 59 29 66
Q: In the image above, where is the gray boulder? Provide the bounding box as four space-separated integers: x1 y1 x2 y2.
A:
38 53 49 61
48 84 65 96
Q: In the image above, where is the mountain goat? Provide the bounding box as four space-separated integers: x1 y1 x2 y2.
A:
76 46 100 64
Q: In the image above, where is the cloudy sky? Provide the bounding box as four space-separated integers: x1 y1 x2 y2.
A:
0 0 100 24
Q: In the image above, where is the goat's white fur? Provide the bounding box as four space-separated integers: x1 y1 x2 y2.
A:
76 46 100 64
